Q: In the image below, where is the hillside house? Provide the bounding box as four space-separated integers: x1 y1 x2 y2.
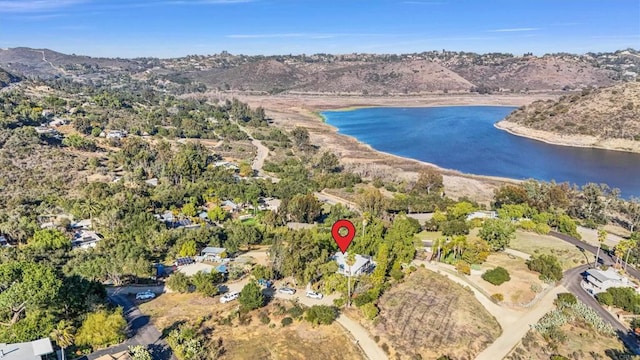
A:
71 219 92 230
466 211 498 221
201 247 227 261
221 200 239 212
0 338 53 360
72 230 103 249
334 252 376 276
583 268 636 294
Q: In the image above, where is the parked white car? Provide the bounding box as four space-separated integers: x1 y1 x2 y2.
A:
135 290 156 300
220 291 240 303
278 287 296 295
305 291 323 299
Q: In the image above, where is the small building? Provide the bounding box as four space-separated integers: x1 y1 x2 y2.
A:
105 130 127 139
466 211 498 221
201 247 226 262
72 230 103 249
583 268 635 294
221 200 239 212
333 252 376 276
95 350 131 360
145 178 159 187
71 219 92 230
0 338 54 360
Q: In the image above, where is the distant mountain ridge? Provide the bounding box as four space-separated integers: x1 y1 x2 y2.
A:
0 47 638 94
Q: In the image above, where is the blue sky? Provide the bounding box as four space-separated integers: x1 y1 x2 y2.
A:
0 0 638 58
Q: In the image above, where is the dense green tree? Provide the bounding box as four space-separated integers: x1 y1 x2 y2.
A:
479 219 516 251
29 229 71 250
129 345 153 360
238 280 264 312
316 151 340 174
75 308 126 350
179 240 198 257
356 188 386 217
526 254 563 282
207 206 227 222
287 193 322 223
166 272 191 293
191 271 223 297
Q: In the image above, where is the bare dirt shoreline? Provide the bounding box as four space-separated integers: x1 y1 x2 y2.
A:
229 93 560 203
495 120 640 154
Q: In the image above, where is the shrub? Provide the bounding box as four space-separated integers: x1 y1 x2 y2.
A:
76 309 127 350
361 303 379 320
381 343 390 354
305 305 339 325
550 355 570 360
258 312 270 325
526 254 563 282
482 267 511 285
354 292 375 307
455 261 471 275
535 223 551 234
555 293 577 306
287 305 305 319
519 219 537 231
491 293 504 302
281 317 293 327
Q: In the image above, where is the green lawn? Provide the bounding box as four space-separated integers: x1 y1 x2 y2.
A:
509 230 589 270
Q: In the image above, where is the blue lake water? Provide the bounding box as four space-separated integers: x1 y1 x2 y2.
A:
322 106 640 198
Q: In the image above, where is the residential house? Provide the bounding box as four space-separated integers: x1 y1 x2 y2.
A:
466 211 498 221
0 338 53 360
583 268 636 294
72 230 103 249
104 130 127 139
201 247 227 262
221 200 239 213
71 219 92 230
334 252 376 276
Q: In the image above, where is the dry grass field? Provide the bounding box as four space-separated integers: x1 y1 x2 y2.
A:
139 293 364 360
470 252 544 306
371 268 501 360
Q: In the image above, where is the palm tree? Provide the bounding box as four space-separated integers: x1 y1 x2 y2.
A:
50 320 75 360
346 252 356 307
595 229 607 268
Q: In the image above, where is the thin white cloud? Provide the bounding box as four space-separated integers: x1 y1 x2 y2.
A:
227 33 394 39
0 0 86 12
488 28 540 33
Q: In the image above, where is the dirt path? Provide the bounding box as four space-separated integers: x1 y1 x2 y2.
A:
414 261 566 360
474 286 566 360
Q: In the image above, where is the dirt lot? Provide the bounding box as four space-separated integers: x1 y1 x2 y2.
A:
140 293 364 360
510 230 588 270
370 268 501 360
470 252 544 306
506 320 630 360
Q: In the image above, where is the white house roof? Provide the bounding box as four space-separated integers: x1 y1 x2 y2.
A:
202 247 226 255
334 252 374 273
586 268 622 283
0 338 53 360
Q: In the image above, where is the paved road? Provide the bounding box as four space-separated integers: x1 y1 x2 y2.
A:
561 265 640 354
83 293 176 360
550 230 640 280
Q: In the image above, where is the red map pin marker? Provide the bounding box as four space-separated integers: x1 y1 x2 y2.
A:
332 219 356 254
